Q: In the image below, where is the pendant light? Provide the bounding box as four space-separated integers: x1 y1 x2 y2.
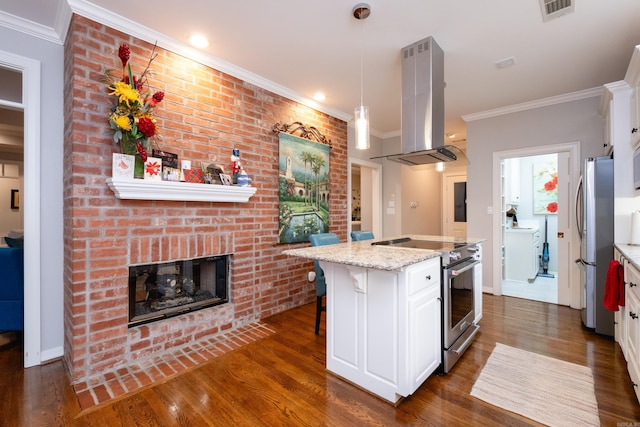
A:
353 3 371 150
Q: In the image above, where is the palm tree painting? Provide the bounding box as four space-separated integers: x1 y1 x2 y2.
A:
278 132 330 243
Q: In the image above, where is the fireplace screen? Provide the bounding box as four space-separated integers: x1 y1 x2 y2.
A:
128 255 229 327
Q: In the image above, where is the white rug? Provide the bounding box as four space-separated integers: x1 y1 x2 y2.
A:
471 343 600 426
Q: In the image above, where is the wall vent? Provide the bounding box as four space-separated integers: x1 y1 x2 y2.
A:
539 0 574 22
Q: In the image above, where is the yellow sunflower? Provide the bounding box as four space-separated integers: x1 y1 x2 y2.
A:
109 81 140 108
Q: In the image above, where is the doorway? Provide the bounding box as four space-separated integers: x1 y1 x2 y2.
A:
0 51 42 367
348 158 382 240
501 154 559 304
492 142 580 308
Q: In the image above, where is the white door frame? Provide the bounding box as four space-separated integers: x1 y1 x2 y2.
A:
348 158 382 240
0 51 42 367
492 142 580 308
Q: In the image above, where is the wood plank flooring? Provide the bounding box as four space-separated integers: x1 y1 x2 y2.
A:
1 294 639 426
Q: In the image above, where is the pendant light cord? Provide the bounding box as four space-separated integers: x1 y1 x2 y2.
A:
359 21 364 107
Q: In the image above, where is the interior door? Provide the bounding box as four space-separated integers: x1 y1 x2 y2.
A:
443 174 467 238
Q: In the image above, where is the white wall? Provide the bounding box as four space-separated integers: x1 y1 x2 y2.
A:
380 135 403 237
401 165 442 235
466 95 604 295
0 26 64 358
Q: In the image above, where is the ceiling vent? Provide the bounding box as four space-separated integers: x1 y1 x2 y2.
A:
539 0 574 22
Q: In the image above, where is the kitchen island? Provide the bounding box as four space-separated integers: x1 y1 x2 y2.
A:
282 235 483 404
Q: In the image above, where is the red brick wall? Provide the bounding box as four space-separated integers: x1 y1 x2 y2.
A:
63 15 348 383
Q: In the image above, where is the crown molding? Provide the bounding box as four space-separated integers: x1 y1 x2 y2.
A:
462 87 602 123
0 10 63 44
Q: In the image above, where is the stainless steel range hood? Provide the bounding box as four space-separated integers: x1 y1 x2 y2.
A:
377 36 467 166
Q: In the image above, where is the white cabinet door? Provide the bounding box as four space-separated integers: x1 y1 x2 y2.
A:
631 86 640 148
617 250 629 359
474 262 483 323
626 286 640 403
407 282 441 394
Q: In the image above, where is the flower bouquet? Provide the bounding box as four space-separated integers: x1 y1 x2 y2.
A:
103 42 165 178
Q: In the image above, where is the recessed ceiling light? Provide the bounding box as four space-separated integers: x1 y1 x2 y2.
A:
312 92 326 101
189 34 209 49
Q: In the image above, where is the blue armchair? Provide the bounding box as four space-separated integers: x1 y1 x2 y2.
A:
0 247 24 331
309 233 340 334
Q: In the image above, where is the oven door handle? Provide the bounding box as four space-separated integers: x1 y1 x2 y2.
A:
448 259 480 276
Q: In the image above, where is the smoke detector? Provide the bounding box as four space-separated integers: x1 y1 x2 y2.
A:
539 0 575 22
352 3 371 20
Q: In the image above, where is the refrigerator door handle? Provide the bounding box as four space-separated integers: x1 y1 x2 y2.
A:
575 258 595 269
575 175 583 241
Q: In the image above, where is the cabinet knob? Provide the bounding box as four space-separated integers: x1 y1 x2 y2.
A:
603 143 608 148
633 127 639 134
631 312 639 320
425 275 431 281
630 282 638 288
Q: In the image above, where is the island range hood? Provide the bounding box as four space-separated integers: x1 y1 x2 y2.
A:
378 36 466 166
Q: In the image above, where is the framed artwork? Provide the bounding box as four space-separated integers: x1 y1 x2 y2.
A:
11 189 19 209
144 157 162 181
219 173 232 185
112 153 135 180
277 132 330 243
533 160 558 214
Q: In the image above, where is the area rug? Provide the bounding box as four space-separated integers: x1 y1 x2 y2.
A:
470 343 600 426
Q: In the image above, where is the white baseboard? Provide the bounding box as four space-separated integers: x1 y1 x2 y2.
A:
41 346 63 363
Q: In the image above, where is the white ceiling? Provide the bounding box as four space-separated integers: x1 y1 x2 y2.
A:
3 0 640 142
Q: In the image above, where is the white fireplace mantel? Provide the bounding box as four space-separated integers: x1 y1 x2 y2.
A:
106 178 257 202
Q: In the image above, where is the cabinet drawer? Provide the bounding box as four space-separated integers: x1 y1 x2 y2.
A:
406 258 440 296
627 263 640 301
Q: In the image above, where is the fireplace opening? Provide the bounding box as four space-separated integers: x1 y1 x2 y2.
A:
128 255 230 327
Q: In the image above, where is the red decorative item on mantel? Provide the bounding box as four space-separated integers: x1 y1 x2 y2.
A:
183 169 204 183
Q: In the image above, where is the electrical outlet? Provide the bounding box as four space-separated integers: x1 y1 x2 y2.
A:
307 271 316 282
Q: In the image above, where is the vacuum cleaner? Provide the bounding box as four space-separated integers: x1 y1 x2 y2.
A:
537 215 554 279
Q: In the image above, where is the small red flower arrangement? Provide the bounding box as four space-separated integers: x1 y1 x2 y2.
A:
103 42 165 170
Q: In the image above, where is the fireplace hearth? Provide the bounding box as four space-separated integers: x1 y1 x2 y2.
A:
128 255 230 327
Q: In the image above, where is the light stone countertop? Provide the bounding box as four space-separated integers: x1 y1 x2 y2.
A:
282 235 485 271
614 243 640 271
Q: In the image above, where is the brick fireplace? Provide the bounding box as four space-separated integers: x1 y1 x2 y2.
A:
63 15 348 385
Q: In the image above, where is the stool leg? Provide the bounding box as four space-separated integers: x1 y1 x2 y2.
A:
315 295 323 335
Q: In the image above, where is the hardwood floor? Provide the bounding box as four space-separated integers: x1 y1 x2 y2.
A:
1 294 639 426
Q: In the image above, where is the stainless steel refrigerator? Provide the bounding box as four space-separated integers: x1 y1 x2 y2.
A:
575 156 614 336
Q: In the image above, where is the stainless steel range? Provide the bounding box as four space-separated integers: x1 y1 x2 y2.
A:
372 237 481 373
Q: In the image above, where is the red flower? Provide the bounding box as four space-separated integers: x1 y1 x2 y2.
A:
145 91 165 108
145 160 161 176
544 180 557 191
118 43 130 67
136 141 148 162
152 91 164 103
547 202 558 213
137 117 156 138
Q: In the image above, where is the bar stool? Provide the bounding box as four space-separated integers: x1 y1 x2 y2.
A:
308 233 340 334
350 230 375 241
